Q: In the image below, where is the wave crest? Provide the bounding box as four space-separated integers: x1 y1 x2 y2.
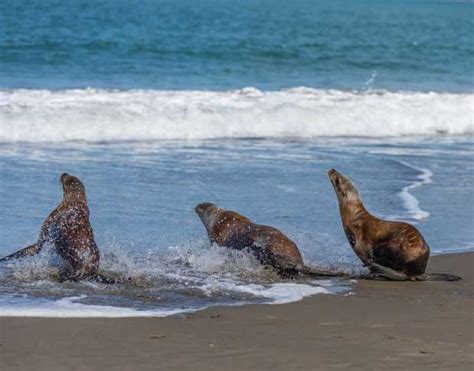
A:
0 87 472 142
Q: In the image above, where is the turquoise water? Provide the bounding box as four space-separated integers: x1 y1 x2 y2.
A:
1 0 473 91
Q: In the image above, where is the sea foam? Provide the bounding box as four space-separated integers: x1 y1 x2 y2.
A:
0 295 199 318
396 161 433 220
0 242 349 318
0 88 472 142
0 281 336 318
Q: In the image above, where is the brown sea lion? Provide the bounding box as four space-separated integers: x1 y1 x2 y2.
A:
328 168 461 281
195 202 343 277
0 173 102 281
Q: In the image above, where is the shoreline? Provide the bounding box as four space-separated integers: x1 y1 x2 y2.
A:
1 252 473 370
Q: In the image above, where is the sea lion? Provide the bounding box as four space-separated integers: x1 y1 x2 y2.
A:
328 168 461 281
195 202 342 277
0 173 101 281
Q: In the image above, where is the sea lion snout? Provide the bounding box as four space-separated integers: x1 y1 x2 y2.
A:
194 202 217 216
328 168 338 177
60 173 82 185
60 173 80 186
59 173 87 200
328 168 344 185
328 169 360 202
195 202 220 236
60 173 70 183
328 168 343 191
195 202 219 226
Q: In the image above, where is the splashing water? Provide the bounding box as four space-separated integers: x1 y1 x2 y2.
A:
0 239 352 317
363 71 378 91
0 138 472 317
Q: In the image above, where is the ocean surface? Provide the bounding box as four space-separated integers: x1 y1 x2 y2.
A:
1 0 473 91
0 0 473 317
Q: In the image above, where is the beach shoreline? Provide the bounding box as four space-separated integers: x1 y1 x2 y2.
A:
0 252 472 370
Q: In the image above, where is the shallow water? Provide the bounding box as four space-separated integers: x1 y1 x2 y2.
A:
0 137 472 316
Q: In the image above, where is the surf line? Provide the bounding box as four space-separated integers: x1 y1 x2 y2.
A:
394 160 433 221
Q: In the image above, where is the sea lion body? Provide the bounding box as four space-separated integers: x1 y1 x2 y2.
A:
1 173 100 280
342 211 429 278
195 202 341 277
195 202 303 274
328 169 460 281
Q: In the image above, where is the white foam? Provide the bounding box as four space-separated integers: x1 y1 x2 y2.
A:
229 282 333 305
396 161 433 220
0 88 472 142
200 278 334 304
0 295 200 318
0 280 337 317
0 242 347 317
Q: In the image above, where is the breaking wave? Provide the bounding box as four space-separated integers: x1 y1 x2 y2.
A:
0 87 472 142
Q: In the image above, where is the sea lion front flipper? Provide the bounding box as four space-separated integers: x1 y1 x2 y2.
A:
366 261 409 281
0 243 42 262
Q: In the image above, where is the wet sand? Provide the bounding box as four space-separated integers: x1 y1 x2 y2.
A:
0 252 473 371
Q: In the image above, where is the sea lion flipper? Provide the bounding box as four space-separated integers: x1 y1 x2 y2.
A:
93 271 126 284
0 243 41 262
417 273 462 282
299 265 348 278
366 262 409 281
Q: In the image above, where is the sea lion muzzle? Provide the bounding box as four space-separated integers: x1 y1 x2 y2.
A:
328 169 345 196
60 172 70 183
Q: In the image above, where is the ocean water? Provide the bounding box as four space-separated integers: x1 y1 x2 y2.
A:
1 0 473 91
0 0 473 317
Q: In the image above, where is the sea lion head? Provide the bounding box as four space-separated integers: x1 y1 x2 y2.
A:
328 169 361 205
60 173 87 202
195 202 220 233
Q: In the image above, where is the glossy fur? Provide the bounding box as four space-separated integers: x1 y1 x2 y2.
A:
195 202 304 276
328 169 430 280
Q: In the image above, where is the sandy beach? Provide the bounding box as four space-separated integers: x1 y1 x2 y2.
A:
0 252 472 371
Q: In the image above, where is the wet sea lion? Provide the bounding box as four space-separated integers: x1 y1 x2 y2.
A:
0 173 102 281
195 202 342 277
328 168 461 281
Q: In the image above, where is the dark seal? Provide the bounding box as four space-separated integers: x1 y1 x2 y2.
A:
328 168 461 281
195 202 343 277
0 173 101 281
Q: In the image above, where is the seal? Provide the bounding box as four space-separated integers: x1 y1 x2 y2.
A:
195 202 342 277
0 173 101 281
328 168 461 281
